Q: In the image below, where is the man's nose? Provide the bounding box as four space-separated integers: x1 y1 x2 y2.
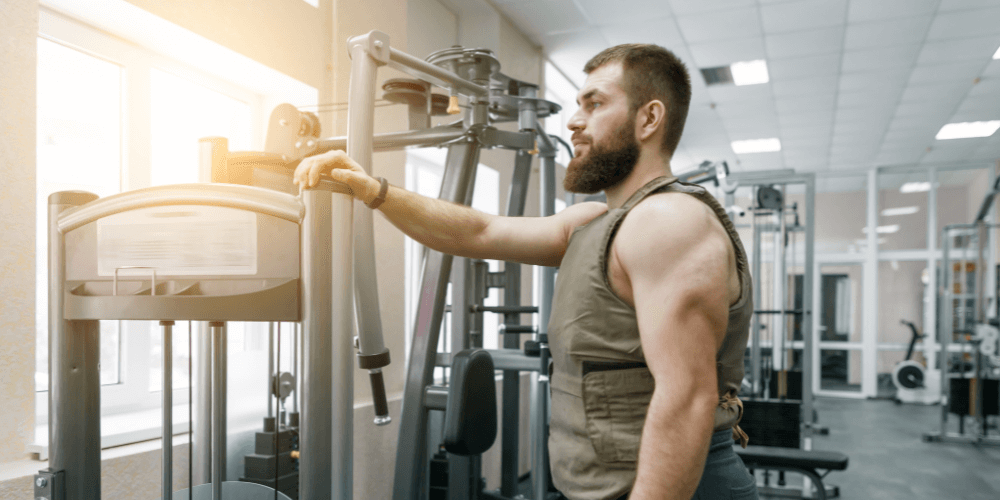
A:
567 108 585 132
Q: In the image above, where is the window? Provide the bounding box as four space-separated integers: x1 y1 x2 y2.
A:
544 61 578 168
403 149 501 371
34 9 315 452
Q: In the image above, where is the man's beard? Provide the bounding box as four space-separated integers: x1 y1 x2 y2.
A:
564 116 640 194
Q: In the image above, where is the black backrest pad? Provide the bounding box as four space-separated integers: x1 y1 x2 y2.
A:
740 399 802 448
444 349 497 456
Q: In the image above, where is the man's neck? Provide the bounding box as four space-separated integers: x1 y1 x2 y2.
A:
604 151 672 210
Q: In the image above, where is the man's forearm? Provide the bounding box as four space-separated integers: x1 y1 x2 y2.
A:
374 182 495 259
629 390 716 500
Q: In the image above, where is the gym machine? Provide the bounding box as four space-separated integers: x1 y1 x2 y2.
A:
924 174 1000 445
209 31 566 500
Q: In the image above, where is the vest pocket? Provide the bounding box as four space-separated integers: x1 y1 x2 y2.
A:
580 363 655 463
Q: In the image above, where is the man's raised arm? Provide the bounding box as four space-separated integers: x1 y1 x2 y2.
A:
293 150 607 267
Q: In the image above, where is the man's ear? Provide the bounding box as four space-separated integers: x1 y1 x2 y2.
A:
636 100 667 144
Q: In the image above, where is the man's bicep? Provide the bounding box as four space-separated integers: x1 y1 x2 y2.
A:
479 202 607 267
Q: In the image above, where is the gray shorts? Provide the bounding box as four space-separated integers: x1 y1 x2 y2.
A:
615 429 758 500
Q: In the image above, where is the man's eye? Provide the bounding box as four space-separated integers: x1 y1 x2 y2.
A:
590 102 601 109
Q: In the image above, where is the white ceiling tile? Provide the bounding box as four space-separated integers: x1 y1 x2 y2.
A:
848 0 938 23
922 143 980 162
678 133 731 149
952 95 1000 119
543 31 614 87
892 102 954 123
715 99 777 120
675 8 762 44
875 147 925 165
882 128 934 145
491 0 590 40
967 78 1000 98
723 117 781 136
840 44 921 73
939 0 1000 11
575 0 673 25
768 53 841 81
772 75 839 97
733 152 785 171
835 108 892 126
899 82 972 105
775 93 838 113
836 90 901 112
908 61 987 86
765 26 845 59
982 60 1000 77
689 37 767 68
599 17 685 49
844 16 933 50
760 0 848 34
783 137 830 152
916 36 1000 64
926 7 1000 40
838 69 910 92
706 82 773 103
780 122 834 139
667 0 757 16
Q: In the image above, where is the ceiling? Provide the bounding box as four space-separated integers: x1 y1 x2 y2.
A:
489 0 1000 175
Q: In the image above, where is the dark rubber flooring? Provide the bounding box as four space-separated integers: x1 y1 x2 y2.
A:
764 397 1000 500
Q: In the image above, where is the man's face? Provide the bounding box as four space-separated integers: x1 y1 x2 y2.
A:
564 63 641 194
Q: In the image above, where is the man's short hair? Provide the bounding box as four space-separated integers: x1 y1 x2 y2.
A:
584 44 692 156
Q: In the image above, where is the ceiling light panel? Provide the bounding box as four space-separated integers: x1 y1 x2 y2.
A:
731 138 781 153
900 182 931 193
995 45 1000 59
689 37 766 67
935 121 1000 140
861 225 901 234
730 59 770 85
881 206 920 216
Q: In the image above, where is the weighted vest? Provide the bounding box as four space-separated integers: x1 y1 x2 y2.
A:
547 176 753 500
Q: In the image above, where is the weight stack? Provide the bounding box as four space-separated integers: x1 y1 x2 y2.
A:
240 417 299 499
948 378 1000 416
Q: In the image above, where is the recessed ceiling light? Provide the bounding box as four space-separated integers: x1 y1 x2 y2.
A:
731 60 769 86
935 121 1000 140
881 206 920 216
900 182 931 193
731 138 781 154
862 225 901 234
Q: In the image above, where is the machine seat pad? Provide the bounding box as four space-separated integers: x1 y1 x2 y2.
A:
736 445 849 471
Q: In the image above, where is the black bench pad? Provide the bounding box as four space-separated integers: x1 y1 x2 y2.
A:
736 445 849 471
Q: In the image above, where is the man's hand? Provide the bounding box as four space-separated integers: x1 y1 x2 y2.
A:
293 150 380 204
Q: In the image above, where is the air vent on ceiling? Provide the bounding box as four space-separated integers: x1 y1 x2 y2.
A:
700 66 733 86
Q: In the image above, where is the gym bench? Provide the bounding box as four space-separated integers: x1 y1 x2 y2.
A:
735 446 848 500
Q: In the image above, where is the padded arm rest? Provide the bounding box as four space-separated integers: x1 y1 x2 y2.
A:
443 349 497 456
736 445 849 471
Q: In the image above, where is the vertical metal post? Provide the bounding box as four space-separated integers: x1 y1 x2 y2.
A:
863 169 879 398
448 258 477 500
193 321 212 485
394 140 482 500
774 201 787 375
331 191 356 500
48 191 101 500
751 204 763 396
802 175 816 438
268 322 275 418
162 320 175 500
500 149 533 497
940 227 953 436
533 150 557 500
210 321 227 498
927 168 938 371
301 188 334 500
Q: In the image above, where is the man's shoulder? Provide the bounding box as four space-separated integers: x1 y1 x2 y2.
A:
625 191 716 231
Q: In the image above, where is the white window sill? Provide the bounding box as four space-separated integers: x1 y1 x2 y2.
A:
28 404 193 461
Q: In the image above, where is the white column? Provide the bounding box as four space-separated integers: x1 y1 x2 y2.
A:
863 169 879 398
926 167 938 369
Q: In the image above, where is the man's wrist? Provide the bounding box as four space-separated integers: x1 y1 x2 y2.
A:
366 177 389 209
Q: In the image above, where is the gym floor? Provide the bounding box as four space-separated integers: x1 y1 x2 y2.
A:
770 397 1000 500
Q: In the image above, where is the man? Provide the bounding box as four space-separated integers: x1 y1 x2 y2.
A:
294 44 756 500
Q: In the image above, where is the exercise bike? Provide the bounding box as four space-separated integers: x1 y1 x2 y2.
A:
892 320 940 405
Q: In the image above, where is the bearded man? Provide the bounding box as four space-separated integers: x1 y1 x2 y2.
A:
295 43 757 500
